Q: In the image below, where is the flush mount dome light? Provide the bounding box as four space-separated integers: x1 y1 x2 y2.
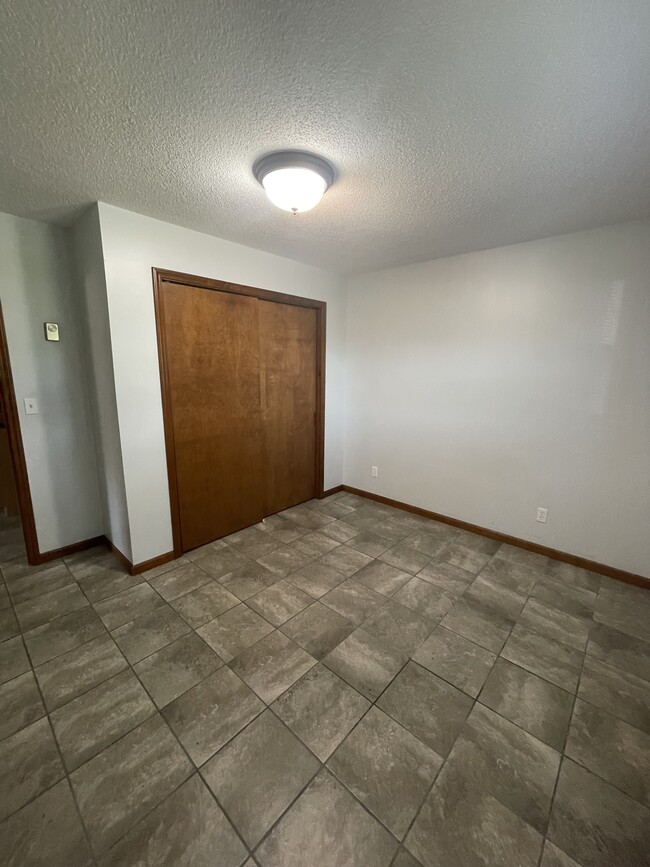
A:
253 151 335 214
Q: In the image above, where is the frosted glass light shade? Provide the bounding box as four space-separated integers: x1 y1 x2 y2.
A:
262 167 327 213
253 151 335 214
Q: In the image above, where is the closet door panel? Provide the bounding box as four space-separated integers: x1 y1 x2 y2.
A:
160 282 264 550
258 300 318 515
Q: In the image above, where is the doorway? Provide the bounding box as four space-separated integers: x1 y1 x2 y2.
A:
153 269 326 556
0 303 39 565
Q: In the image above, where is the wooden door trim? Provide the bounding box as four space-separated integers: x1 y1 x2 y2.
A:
0 303 40 564
152 268 327 557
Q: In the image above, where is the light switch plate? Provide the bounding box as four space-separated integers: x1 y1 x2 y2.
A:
44 322 60 341
24 398 39 415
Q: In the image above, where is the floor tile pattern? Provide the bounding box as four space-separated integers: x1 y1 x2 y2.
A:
0 499 648 866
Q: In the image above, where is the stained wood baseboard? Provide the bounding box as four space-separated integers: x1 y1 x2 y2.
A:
320 485 344 498
342 485 649 589
109 542 176 576
36 535 108 564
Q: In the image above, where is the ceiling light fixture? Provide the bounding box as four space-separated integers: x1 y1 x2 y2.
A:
253 150 335 214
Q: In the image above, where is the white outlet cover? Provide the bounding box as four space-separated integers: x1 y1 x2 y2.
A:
536 507 548 523
23 397 39 415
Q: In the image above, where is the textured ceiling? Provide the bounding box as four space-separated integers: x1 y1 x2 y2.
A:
1 0 649 273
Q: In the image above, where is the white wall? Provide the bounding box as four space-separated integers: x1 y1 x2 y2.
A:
0 211 103 552
70 206 132 560
344 221 650 577
96 203 346 564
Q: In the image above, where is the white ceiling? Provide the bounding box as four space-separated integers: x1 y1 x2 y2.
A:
1 0 649 273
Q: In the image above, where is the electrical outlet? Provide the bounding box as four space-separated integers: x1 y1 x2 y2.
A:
371 466 378 478
536 507 548 524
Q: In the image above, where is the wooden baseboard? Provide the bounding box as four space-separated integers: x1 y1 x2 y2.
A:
109 542 175 576
36 535 108 564
320 485 344 498
342 486 649 589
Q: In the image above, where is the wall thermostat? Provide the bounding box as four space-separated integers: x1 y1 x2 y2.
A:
44 322 60 342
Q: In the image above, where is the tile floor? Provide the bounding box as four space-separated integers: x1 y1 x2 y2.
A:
0 495 649 866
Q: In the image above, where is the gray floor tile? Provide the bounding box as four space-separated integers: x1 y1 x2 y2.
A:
134 632 223 707
256 769 398 867
202 709 319 846
77 568 143 603
319 519 361 543
94 583 164 631
548 758 649 867
221 562 279 602
0 635 30 685
148 562 212 601
291 531 341 558
362 599 433 655
286 561 347 598
280 507 335 530
272 664 370 760
441 537 499 574
35 634 127 711
416 560 474 595
317 545 373 577
393 576 456 621
447 703 561 833
247 579 313 626
594 593 650 643
405 758 543 867
163 667 263 765
378 661 473 756
228 529 283 560
322 628 407 701
402 530 449 557
478 557 539 595
532 577 597 620
328 706 442 839
230 630 317 703
192 547 251 580
197 603 274 661
70 714 192 855
6 562 74 605
587 621 650 682
578 655 650 733
64 547 118 579
141 555 190 580
413 626 496 697
3 555 65 583
256 545 313 578
14 583 89 631
0 670 45 741
22 607 106 667
565 699 650 806
0 779 93 867
184 540 228 562
257 514 309 544
320 579 386 625
100 774 247 867
519 598 591 651
544 561 600 593
112 605 191 664
0 717 64 822
170 581 240 629
493 544 549 574
441 597 514 653
479 658 574 750
501 623 583 692
353 559 412 597
281 601 355 659
378 541 432 575
540 840 584 867
465 574 527 620
393 848 423 867
346 531 393 557
50 669 155 770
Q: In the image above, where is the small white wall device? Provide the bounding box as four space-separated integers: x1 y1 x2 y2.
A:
44 322 60 341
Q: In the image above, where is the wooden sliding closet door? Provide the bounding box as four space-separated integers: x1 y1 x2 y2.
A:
159 282 265 551
259 300 318 515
